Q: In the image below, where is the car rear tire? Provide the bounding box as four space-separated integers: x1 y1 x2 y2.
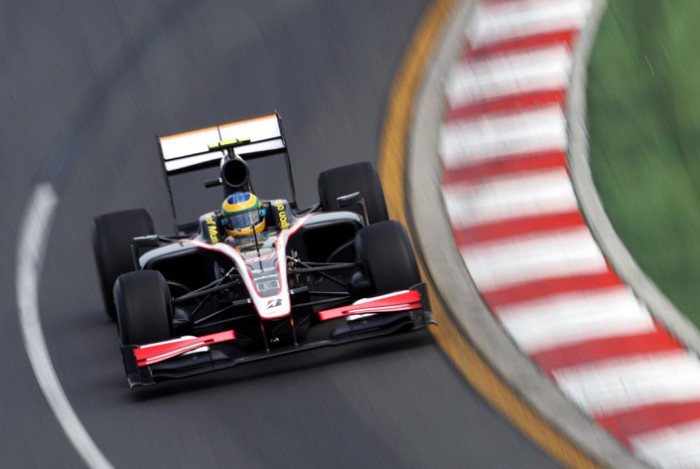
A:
92 209 154 320
114 270 173 345
318 162 389 224
355 221 421 295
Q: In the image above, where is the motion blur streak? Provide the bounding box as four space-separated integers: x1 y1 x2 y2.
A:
378 0 598 466
16 183 113 469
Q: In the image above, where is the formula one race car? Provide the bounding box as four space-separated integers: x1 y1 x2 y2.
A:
91 114 434 388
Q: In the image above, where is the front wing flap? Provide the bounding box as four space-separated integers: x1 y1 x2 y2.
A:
121 284 434 388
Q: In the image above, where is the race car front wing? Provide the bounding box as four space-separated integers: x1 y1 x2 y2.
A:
121 285 434 388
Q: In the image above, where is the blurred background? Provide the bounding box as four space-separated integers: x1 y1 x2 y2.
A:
589 0 700 330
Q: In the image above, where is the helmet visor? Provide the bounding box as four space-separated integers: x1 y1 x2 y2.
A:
224 209 261 232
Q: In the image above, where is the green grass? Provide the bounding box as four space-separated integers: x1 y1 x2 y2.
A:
588 0 700 326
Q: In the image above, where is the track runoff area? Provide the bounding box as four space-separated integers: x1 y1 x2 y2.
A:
384 0 700 468
380 0 603 468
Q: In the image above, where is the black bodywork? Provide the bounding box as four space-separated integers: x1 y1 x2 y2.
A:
121 206 433 387
107 114 433 387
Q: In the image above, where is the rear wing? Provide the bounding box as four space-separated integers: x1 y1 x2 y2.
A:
157 114 297 231
158 114 287 174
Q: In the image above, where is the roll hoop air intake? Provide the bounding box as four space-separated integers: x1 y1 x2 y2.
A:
221 157 250 191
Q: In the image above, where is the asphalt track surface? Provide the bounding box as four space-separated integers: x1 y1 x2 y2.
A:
3 1 559 467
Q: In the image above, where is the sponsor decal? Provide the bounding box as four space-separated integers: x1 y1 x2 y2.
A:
275 201 289 230
205 213 219 243
266 298 283 309
256 279 280 292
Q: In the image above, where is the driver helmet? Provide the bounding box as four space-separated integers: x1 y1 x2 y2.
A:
221 192 266 237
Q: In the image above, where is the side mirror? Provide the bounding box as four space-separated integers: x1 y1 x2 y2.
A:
132 235 160 248
336 192 369 225
336 192 361 208
204 178 223 188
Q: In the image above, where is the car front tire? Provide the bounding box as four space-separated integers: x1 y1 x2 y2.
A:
92 209 154 320
114 270 173 346
355 220 421 295
318 161 389 224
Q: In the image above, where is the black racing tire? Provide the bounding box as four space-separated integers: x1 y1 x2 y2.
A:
92 209 154 320
114 270 173 346
318 161 389 224
355 220 421 295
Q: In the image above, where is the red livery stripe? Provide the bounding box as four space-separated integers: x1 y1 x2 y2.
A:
134 330 236 367
318 290 422 321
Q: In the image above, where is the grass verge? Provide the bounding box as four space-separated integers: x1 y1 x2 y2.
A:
588 0 700 327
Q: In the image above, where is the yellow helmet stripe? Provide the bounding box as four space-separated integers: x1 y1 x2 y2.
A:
223 193 259 213
225 221 266 237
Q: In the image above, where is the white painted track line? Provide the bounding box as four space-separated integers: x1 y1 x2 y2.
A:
16 183 113 469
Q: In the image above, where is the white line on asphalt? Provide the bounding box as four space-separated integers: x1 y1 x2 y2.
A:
16 183 113 469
